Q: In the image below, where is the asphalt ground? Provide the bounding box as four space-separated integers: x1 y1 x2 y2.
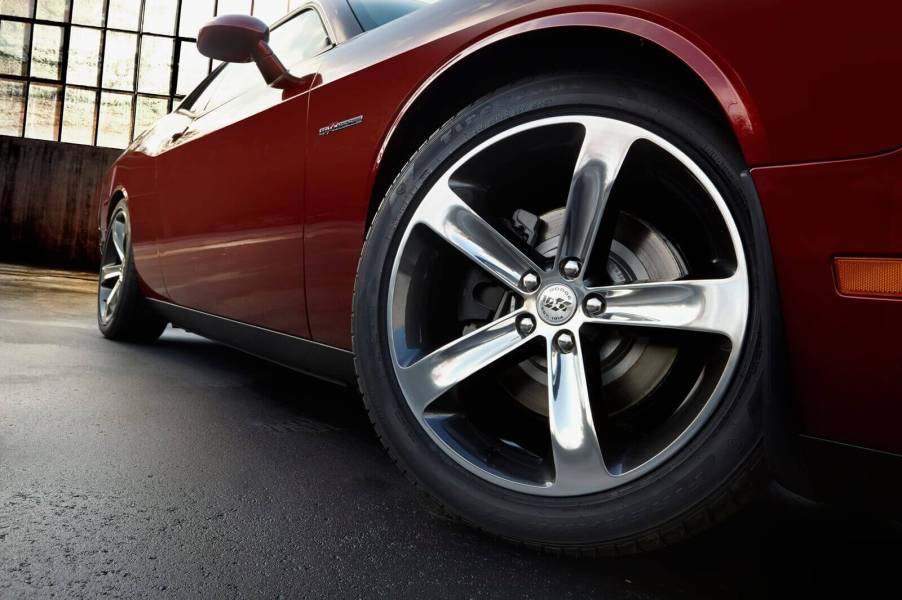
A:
1 263 899 598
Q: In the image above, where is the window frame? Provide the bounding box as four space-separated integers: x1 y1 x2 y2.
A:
0 2 190 145
0 0 322 147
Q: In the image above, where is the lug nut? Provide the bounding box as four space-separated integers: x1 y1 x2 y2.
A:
556 332 575 353
520 272 539 292
561 259 581 279
516 315 536 337
584 295 605 317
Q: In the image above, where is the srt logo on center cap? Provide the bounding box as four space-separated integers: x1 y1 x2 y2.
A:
536 284 577 324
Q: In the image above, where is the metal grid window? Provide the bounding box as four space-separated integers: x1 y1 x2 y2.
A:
0 0 305 148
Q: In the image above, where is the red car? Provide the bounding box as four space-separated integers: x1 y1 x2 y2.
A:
95 0 902 553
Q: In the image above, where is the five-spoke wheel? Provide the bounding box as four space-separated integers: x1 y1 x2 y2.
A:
387 116 749 495
355 73 771 553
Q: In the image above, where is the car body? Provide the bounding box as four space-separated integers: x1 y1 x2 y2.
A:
97 0 902 535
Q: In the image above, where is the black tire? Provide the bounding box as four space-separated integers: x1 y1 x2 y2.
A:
97 199 168 342
353 73 776 555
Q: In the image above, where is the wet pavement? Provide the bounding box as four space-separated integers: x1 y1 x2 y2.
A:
1 263 899 598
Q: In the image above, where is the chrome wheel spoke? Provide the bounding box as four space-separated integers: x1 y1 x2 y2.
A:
99 209 130 325
100 262 122 283
547 336 610 493
557 122 639 269
416 184 541 292
111 218 127 262
105 279 122 317
398 310 537 415
585 276 747 343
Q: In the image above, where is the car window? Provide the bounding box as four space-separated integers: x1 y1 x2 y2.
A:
187 9 330 115
347 0 433 31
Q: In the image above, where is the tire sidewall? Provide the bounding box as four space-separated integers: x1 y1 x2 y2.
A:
354 74 771 547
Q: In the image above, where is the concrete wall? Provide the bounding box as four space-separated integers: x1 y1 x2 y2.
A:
1 136 120 268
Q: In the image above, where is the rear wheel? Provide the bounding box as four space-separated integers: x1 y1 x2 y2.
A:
98 199 167 342
354 74 774 554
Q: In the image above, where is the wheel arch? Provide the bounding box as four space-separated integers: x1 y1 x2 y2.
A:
363 19 800 493
107 186 127 220
367 14 766 231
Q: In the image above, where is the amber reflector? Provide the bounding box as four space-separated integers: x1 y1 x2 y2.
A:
835 258 902 298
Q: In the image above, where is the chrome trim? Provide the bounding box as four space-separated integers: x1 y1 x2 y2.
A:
318 114 363 136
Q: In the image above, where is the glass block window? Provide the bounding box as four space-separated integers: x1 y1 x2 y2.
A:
0 0 302 148
60 84 95 142
0 78 26 135
66 25 101 85
30 23 63 78
24 80 61 139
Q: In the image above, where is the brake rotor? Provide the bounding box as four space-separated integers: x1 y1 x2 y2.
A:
501 209 686 417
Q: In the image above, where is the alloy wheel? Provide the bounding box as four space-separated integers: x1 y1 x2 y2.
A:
98 207 129 325
387 116 750 496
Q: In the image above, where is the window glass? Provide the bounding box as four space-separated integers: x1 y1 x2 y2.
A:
60 85 97 144
106 0 141 31
189 9 328 114
29 23 63 80
137 34 173 94
0 1 36 18
66 26 101 86
35 0 69 22
176 40 208 95
347 0 430 31
142 0 178 36
134 94 167 136
101 31 136 90
96 90 132 147
71 0 105 27
178 0 214 37
0 78 26 135
24 81 61 140
274 10 331 70
189 61 254 115
0 20 30 76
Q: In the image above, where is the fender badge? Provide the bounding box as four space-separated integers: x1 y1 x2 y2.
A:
319 115 364 136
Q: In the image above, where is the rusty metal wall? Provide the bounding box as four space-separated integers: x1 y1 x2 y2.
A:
0 136 120 268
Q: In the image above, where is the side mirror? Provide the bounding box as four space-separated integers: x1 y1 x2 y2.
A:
197 15 297 87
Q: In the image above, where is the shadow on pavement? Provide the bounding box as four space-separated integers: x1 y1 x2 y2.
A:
139 331 902 598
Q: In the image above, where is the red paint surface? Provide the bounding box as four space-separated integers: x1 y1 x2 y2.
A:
304 0 902 348
99 0 902 453
753 147 902 454
154 80 314 337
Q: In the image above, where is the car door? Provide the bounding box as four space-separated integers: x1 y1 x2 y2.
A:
156 8 332 338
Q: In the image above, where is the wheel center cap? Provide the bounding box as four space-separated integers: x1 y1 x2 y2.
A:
536 284 577 325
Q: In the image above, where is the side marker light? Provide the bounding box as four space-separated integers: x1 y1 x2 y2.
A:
835 258 902 298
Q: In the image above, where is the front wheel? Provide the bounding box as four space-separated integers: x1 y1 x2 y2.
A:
354 74 775 554
97 198 168 342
